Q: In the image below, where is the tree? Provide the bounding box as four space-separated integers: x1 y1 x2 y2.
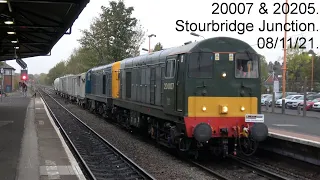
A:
78 0 145 65
285 45 312 91
153 42 163 52
65 47 100 74
260 55 268 81
46 61 66 84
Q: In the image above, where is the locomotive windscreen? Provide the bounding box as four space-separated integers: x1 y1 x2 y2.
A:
235 52 259 79
188 52 213 78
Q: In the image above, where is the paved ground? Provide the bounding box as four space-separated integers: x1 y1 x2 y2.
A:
263 110 320 137
0 92 30 180
261 106 320 119
16 95 84 180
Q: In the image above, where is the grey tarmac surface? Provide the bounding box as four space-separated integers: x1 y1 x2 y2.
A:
0 92 30 180
261 106 320 137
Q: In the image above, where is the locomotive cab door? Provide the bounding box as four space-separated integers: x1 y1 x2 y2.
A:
175 54 184 112
163 55 177 114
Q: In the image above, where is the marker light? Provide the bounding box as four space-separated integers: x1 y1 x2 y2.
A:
222 72 226 78
240 106 245 111
11 40 18 43
220 105 228 114
22 75 26 80
202 106 207 111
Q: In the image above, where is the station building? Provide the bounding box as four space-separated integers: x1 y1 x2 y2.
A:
0 62 16 93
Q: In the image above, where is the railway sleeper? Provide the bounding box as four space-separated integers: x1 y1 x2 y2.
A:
62 95 257 160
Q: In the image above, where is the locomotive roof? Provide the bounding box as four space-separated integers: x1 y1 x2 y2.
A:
121 36 256 68
89 63 113 72
86 36 256 71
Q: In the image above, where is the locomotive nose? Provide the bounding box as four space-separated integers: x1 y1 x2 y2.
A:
193 123 212 142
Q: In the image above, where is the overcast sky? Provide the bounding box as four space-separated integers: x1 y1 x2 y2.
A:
6 0 320 74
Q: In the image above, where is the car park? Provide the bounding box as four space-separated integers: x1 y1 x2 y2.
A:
299 98 320 111
275 94 303 108
312 101 320 111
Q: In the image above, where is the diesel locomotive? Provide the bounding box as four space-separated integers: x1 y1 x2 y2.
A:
54 36 268 158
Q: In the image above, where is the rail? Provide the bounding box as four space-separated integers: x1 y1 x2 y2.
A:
37 87 155 180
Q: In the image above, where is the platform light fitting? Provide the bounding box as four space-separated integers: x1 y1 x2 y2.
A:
7 31 15 35
0 0 8 3
14 47 19 49
11 40 18 43
4 20 14 25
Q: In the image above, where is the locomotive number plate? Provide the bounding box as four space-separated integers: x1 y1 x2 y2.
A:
245 114 264 123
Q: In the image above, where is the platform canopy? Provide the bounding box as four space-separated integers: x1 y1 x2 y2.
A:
0 0 90 61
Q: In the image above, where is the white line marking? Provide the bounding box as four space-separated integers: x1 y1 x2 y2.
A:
40 97 86 180
44 160 60 179
272 124 298 127
269 131 320 145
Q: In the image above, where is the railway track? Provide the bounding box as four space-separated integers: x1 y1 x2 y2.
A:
39 85 312 180
37 87 155 180
189 154 310 180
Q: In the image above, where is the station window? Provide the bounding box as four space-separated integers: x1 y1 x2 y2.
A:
165 58 176 78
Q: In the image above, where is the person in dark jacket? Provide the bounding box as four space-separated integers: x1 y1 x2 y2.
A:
21 82 27 97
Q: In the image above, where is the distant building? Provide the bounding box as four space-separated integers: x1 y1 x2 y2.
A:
0 62 15 92
264 72 281 92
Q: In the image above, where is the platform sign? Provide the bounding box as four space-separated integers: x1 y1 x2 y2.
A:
245 114 264 123
273 80 279 92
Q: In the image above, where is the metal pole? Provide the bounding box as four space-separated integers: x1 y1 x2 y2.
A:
311 55 314 91
1 75 3 102
148 36 151 53
303 77 307 117
281 0 288 114
0 68 3 102
272 92 275 113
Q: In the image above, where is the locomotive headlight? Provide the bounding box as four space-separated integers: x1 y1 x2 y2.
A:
202 106 207 111
240 106 245 111
220 105 228 114
222 72 227 78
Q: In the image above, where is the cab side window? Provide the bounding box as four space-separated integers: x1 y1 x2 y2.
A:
165 58 176 78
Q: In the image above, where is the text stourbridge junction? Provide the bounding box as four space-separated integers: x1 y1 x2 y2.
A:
175 2 317 35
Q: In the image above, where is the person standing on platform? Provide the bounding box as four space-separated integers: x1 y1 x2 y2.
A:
21 82 27 97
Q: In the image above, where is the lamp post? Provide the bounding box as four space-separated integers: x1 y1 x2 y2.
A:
308 53 314 91
190 32 205 39
142 48 148 52
281 0 288 114
148 34 156 53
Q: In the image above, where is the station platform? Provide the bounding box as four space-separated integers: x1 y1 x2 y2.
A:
0 91 85 180
262 107 320 119
264 111 320 148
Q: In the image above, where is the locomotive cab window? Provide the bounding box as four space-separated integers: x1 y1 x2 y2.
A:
188 52 213 78
165 58 176 78
235 52 259 78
